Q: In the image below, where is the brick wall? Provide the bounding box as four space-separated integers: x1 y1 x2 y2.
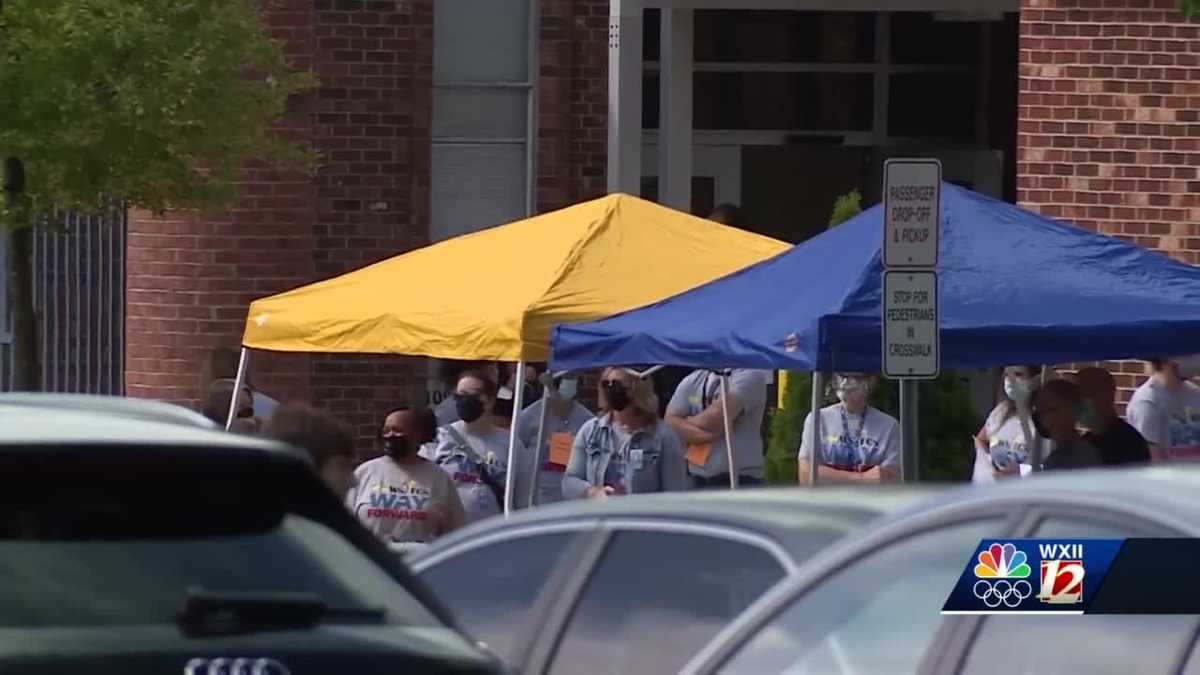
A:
538 0 609 213
1018 0 1200 262
127 0 434 455
1018 0 1199 401
126 0 318 408
309 0 432 453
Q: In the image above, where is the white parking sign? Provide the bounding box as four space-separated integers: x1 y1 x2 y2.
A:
883 271 939 379
883 159 941 268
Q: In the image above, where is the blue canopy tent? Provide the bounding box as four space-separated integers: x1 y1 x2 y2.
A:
550 183 1200 373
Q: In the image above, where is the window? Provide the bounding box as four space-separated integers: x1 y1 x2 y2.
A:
961 515 1192 674
722 519 1007 674
551 531 785 675
694 72 873 132
431 0 534 242
418 532 578 662
0 451 437 629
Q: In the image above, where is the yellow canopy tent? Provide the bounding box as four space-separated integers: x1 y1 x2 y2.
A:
241 193 789 360
232 193 789 512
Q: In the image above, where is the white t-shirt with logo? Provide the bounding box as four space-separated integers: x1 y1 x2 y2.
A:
798 404 900 472
971 404 1047 483
1127 378 1200 460
422 420 534 523
349 455 466 545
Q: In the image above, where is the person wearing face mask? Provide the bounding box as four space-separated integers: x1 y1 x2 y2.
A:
562 367 689 500
797 373 900 484
350 405 466 545
971 365 1046 483
1127 355 1200 462
1075 367 1150 465
516 371 595 506
1033 379 1103 470
423 369 535 522
494 364 542 428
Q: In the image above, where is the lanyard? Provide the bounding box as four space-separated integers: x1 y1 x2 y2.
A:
838 405 868 468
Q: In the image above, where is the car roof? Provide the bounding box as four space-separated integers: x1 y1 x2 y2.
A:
413 486 944 564
871 464 1200 534
0 398 292 455
0 393 218 429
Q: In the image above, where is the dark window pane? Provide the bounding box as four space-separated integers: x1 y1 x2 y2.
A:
695 11 875 63
723 519 1007 674
889 73 975 138
420 533 576 662
891 12 979 65
644 8 660 61
695 72 873 131
643 74 659 130
551 531 785 675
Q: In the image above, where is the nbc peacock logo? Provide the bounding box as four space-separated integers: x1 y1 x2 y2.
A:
975 542 1032 579
972 542 1033 609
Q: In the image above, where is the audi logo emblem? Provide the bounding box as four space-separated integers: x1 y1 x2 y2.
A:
183 657 291 675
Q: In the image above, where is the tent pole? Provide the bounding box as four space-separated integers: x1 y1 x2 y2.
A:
528 375 553 508
225 348 250 431
503 360 526 516
900 379 920 482
808 371 823 486
719 372 738 490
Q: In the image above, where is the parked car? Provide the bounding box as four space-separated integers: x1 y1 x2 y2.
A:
408 487 936 674
682 466 1200 675
0 397 502 674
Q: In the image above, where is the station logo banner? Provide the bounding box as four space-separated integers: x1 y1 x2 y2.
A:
942 539 1123 614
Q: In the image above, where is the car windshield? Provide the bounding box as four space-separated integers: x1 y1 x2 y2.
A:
0 447 437 628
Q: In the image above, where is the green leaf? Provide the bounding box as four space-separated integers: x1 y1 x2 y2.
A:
0 0 315 229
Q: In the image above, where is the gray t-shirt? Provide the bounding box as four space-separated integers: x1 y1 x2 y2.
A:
1127 378 1200 460
421 420 534 524
798 404 901 472
348 455 466 545
516 399 595 506
667 369 768 478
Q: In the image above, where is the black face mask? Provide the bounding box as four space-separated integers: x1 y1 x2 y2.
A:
604 381 631 412
456 393 486 423
383 434 412 458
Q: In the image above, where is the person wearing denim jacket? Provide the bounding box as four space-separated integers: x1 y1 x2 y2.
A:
562 367 689 499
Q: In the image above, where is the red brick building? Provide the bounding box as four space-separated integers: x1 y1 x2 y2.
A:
123 0 1199 446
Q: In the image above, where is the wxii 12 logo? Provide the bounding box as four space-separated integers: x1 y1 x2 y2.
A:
1037 542 1085 605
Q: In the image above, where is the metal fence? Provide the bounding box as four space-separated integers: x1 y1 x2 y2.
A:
0 210 126 393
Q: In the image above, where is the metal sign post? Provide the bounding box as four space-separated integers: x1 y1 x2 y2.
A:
882 158 942 483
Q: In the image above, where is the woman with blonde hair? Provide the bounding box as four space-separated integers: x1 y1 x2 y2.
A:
562 367 689 499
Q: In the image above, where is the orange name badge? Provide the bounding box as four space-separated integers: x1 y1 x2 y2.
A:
549 432 574 466
687 443 713 467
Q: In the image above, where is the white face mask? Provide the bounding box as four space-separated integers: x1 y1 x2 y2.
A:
1004 376 1033 404
556 378 578 401
835 377 869 409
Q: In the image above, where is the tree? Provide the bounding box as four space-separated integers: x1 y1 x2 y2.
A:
0 0 312 389
1182 0 1199 18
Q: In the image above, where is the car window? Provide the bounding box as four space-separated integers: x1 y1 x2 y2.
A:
0 450 438 629
418 531 579 662
0 515 432 627
550 530 785 675
721 518 1007 675
961 515 1192 675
